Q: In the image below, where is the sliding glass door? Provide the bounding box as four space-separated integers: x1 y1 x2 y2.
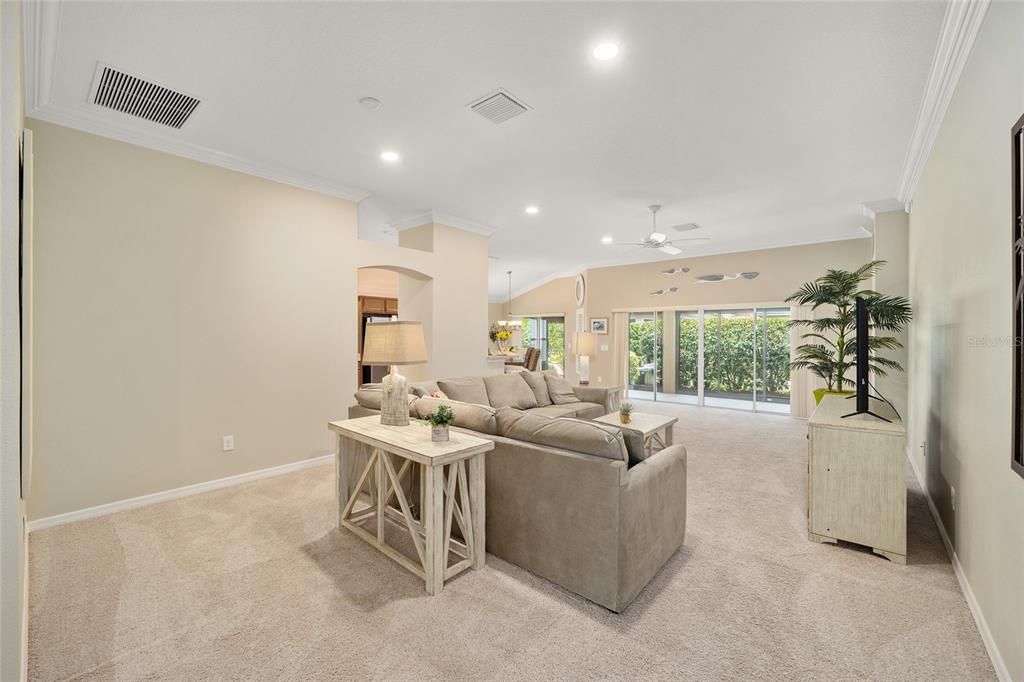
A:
703 309 756 409
674 311 700 403
520 316 565 373
754 307 791 413
628 312 663 397
625 306 791 413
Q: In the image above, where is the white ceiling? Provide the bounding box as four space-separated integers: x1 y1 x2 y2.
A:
30 1 945 300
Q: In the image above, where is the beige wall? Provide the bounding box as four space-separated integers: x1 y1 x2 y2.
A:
1 0 25 677
501 239 874 388
873 210 910 419
357 267 399 298
906 3 1024 679
26 121 491 521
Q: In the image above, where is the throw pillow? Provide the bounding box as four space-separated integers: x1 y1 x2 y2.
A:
519 371 553 407
544 374 580 405
409 381 440 398
429 389 449 400
412 397 497 435
437 377 490 406
483 373 539 410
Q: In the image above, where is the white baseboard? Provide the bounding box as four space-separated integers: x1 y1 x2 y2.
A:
906 451 1011 682
21 514 28 682
26 454 333 533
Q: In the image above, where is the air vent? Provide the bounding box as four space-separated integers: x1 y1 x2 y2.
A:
90 64 200 129
467 89 530 124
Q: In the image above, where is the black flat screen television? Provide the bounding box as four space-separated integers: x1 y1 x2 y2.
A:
841 296 893 423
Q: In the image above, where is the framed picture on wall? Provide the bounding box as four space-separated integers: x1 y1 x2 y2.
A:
590 318 608 334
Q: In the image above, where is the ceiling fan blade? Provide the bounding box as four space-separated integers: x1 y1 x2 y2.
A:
671 237 711 243
610 242 646 247
659 245 682 255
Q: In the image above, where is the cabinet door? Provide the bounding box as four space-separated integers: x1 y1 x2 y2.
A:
810 426 906 554
362 297 386 314
385 298 398 314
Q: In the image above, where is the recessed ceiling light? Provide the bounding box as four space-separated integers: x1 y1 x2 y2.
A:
592 42 620 61
601 236 613 244
380 150 400 162
358 96 382 110
525 206 540 215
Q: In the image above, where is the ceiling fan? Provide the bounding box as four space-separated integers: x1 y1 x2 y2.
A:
607 205 710 256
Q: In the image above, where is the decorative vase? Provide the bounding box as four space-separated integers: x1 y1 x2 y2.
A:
431 425 450 442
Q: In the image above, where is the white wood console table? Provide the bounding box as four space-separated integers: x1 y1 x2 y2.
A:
328 416 494 594
807 395 907 563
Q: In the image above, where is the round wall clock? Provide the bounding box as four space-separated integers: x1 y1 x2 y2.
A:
574 274 586 307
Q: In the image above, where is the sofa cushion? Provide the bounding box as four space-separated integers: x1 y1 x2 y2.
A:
544 374 580 405
525 404 583 418
412 397 497 435
495 408 627 463
519 371 553 407
483 373 539 410
353 388 415 411
525 402 604 420
437 377 490 406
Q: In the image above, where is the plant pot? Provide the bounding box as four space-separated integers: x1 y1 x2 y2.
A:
813 388 856 405
431 425 450 442
619 414 631 424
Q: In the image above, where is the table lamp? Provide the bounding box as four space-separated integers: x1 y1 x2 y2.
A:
576 331 596 385
362 321 428 426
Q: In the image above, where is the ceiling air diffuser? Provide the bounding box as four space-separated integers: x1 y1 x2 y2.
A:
90 64 201 129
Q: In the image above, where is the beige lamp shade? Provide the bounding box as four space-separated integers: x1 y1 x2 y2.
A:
576 332 596 357
362 321 428 366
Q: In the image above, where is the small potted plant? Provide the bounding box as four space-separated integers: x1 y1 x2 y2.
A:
619 402 633 425
426 404 455 442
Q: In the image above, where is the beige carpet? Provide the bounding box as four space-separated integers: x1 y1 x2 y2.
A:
29 405 995 680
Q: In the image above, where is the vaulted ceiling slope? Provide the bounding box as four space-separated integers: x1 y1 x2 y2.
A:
26 1 945 298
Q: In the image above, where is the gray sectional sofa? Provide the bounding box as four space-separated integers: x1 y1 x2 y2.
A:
347 370 687 612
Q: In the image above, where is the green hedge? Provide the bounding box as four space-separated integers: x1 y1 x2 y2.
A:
629 315 790 397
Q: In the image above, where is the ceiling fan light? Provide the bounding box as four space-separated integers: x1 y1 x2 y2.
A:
649 232 667 243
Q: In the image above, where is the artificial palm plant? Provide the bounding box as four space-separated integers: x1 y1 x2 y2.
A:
786 260 912 393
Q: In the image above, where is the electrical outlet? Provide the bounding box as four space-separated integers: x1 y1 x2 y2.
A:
950 486 956 512
222 435 235 452
597 376 603 383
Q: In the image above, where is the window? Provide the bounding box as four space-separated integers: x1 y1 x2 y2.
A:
520 316 565 372
1013 112 1024 479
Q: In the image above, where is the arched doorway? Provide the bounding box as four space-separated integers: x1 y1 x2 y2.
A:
356 265 434 385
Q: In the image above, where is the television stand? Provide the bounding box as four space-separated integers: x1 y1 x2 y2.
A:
840 395 893 423
807 395 906 563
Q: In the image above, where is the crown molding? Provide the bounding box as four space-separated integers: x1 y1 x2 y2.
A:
388 210 496 237
21 0 369 203
896 0 990 205
860 198 906 222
